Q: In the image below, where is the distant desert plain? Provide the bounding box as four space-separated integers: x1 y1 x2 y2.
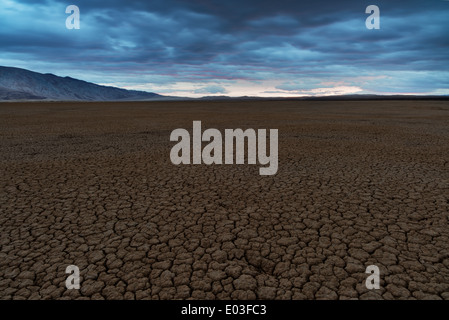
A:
1 100 448 300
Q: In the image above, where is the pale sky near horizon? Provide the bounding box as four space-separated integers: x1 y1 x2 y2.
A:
1 0 448 97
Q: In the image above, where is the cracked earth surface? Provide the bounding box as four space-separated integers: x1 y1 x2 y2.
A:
0 100 448 300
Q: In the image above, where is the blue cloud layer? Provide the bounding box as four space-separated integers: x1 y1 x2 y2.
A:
1 0 448 96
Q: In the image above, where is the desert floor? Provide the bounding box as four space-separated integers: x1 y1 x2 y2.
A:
1 100 448 300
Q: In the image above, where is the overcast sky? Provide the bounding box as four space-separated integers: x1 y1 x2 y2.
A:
1 0 448 97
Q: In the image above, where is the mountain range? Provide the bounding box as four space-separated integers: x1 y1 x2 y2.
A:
0 66 162 101
0 66 447 102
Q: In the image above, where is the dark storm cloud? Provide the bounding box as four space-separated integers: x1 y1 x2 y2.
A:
1 0 448 96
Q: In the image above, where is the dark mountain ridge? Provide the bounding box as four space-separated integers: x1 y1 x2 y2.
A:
0 66 161 101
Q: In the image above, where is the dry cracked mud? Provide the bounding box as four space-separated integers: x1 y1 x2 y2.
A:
0 100 448 300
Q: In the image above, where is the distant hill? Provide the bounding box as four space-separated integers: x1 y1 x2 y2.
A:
199 94 449 101
0 66 162 101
